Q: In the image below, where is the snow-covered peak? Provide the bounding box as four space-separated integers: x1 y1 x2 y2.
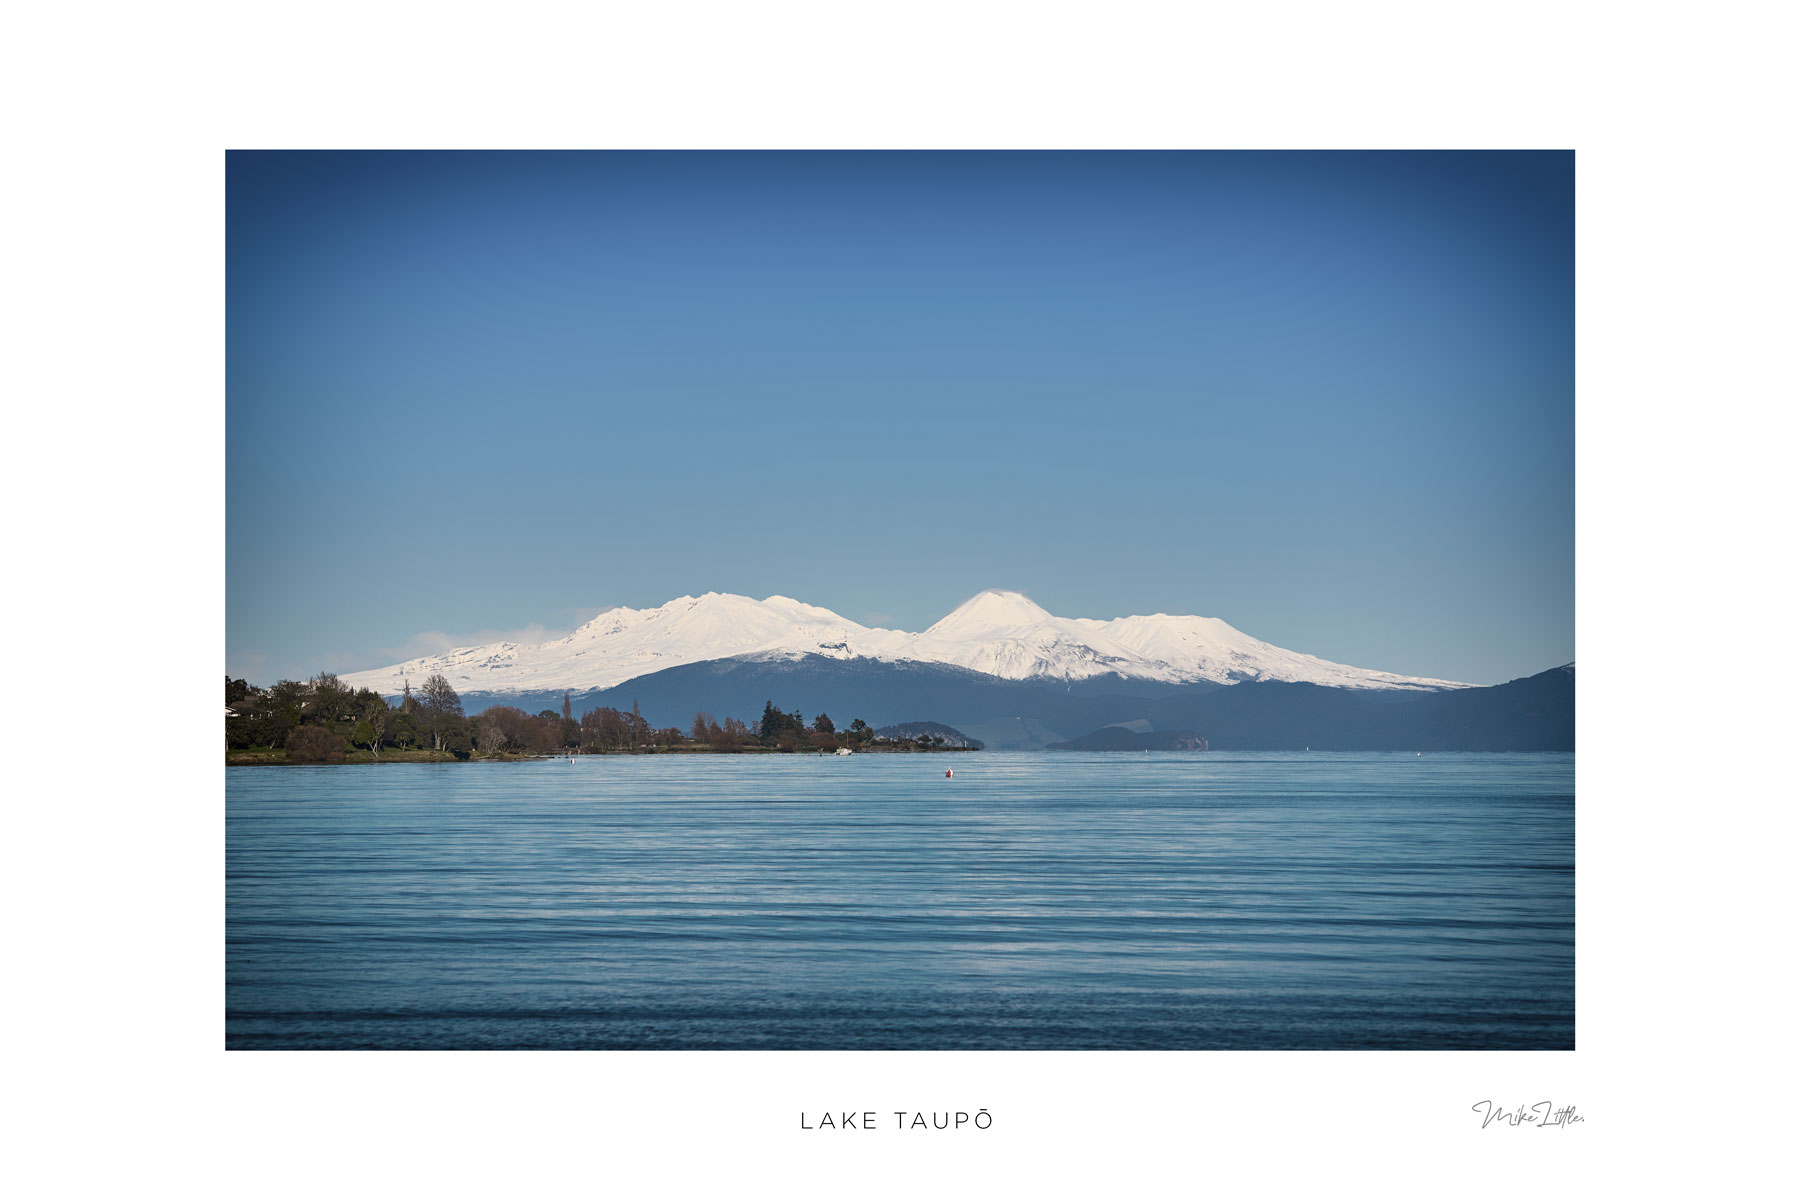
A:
924 589 1055 635
1097 612 1463 690
910 590 1164 683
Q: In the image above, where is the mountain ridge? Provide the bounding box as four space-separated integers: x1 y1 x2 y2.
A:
339 589 1469 698
440 657 1572 752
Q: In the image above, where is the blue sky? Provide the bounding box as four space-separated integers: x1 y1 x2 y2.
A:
227 151 1572 686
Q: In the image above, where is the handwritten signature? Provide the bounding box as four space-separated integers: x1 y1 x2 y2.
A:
1472 1101 1584 1129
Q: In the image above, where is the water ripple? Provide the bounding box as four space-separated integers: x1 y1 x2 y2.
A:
227 751 1573 1049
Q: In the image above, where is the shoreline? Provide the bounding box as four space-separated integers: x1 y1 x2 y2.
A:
227 744 981 766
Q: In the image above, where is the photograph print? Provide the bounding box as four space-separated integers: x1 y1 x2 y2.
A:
226 150 1574 1050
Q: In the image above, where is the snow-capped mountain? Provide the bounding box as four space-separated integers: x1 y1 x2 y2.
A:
907 591 1467 690
341 593 910 698
338 589 1467 698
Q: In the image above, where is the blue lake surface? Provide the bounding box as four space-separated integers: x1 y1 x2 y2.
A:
226 752 1574 1050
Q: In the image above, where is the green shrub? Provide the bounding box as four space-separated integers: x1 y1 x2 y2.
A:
287 725 348 764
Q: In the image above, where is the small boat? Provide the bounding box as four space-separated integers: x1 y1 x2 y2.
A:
834 747 853 756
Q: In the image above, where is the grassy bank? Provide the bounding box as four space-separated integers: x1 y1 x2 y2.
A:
227 747 460 766
228 743 981 765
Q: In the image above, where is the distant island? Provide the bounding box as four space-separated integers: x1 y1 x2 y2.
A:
1048 725 1208 751
226 674 979 764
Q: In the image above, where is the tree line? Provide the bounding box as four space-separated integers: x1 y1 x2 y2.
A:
227 675 922 762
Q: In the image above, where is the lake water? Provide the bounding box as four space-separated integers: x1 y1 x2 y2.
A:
226 752 1574 1050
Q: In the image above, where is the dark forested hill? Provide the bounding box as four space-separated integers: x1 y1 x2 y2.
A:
1048 727 1209 751
450 657 1574 752
1135 664 1575 750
